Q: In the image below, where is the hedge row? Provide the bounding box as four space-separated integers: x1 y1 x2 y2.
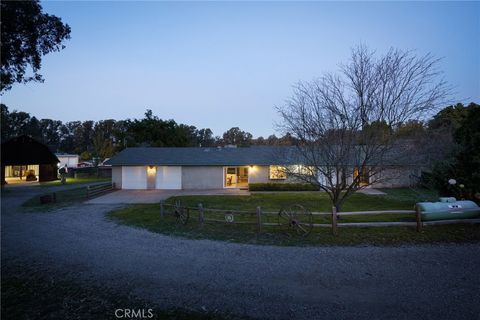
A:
65 167 112 178
248 183 318 191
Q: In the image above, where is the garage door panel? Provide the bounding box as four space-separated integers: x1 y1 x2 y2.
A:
122 166 147 189
156 166 182 189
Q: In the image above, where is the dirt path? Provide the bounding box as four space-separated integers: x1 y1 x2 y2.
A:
1 188 479 320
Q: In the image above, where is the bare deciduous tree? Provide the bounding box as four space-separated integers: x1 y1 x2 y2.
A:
276 45 450 211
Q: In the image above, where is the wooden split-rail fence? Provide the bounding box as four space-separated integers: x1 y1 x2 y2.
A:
86 182 115 198
38 182 116 205
160 200 480 237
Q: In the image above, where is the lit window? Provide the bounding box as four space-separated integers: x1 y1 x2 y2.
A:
291 165 314 175
269 165 287 180
353 166 369 186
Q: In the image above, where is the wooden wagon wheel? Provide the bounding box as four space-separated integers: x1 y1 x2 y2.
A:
174 201 189 225
278 204 313 237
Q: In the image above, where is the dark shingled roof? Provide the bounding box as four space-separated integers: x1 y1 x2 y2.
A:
105 146 295 166
106 143 425 167
1 135 59 165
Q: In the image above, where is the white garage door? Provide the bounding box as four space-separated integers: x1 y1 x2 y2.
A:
122 166 147 189
156 166 182 189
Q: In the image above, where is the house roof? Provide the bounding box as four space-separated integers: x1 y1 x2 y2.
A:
1 135 59 165
106 143 423 167
105 146 295 166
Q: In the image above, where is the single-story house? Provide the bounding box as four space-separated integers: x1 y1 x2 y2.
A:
1 135 59 184
106 146 422 190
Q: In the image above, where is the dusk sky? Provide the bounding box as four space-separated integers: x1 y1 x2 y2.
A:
1 1 479 138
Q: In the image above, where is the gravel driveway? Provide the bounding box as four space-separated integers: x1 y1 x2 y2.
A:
2 187 479 320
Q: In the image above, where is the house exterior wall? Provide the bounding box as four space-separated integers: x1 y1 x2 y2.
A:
248 166 270 183
114 164 420 190
182 166 223 189
56 155 79 168
112 166 122 189
156 166 182 189
370 166 420 188
38 164 58 182
316 166 421 189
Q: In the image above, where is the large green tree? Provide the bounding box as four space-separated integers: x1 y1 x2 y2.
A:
452 103 480 200
423 103 480 201
1 104 12 141
196 128 216 147
0 105 42 141
39 118 62 146
1 0 71 92
222 127 253 146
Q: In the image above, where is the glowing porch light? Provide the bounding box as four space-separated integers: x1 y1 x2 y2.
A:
147 165 156 176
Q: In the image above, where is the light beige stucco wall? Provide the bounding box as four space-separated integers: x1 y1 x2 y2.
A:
248 166 270 183
370 167 420 188
115 164 419 190
182 166 224 189
112 166 122 189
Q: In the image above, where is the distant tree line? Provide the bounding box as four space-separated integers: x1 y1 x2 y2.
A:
1 102 478 199
1 105 296 160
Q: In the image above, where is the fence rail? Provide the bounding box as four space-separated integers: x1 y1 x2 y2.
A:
86 182 115 199
336 210 416 216
159 200 480 236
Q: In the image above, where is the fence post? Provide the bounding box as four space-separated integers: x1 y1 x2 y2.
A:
256 206 262 233
415 204 422 232
332 206 338 236
160 200 165 218
198 203 204 226
86 186 90 199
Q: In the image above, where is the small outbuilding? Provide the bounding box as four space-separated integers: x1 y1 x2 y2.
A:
1 135 59 185
56 153 80 168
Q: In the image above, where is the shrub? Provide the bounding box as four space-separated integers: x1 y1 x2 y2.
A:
419 162 479 203
74 172 94 179
73 167 97 178
249 183 318 191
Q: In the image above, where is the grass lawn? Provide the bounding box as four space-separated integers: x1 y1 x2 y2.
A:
22 186 89 211
107 189 480 246
379 188 440 202
21 179 113 211
37 177 111 187
167 188 439 212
